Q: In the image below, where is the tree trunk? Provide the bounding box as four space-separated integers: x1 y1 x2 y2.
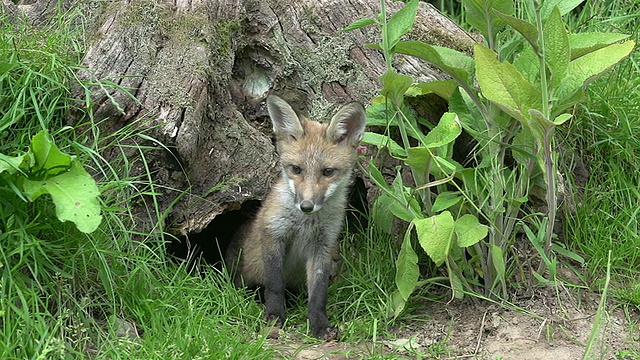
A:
5 0 477 236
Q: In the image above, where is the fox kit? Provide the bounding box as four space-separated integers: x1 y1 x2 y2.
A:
226 95 366 340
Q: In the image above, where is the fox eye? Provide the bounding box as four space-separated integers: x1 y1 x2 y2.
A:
322 168 336 177
290 165 302 174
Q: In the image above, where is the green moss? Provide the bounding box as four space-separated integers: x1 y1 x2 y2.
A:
288 34 374 120
293 36 351 87
212 20 241 58
106 1 240 108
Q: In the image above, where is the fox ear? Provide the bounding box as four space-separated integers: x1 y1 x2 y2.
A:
267 95 304 141
327 102 366 146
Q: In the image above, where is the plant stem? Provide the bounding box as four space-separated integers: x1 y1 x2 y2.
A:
380 0 392 70
538 130 557 275
533 1 557 275
535 3 551 119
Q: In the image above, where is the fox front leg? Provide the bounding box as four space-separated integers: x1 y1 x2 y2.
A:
262 244 286 327
306 255 339 340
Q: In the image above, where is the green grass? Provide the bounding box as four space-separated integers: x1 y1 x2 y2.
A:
2 0 640 358
562 0 640 354
331 227 398 341
0 4 85 143
0 4 403 358
563 0 640 309
0 6 273 358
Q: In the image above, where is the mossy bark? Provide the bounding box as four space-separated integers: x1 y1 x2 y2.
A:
6 0 477 235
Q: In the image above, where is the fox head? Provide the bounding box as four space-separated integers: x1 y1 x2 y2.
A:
266 95 366 214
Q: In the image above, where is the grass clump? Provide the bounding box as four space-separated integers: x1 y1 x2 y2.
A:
564 0 640 308
0 4 272 358
0 5 85 141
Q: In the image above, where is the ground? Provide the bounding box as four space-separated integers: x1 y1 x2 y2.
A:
267 286 638 359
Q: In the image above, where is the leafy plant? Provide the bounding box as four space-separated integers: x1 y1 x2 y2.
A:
0 130 102 233
344 0 634 310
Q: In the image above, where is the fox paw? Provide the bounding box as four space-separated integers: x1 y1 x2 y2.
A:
263 313 284 339
264 313 284 326
314 325 339 341
264 324 282 339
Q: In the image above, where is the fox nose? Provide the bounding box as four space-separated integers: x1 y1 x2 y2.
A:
300 200 315 213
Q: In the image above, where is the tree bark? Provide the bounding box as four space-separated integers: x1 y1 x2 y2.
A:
5 0 477 235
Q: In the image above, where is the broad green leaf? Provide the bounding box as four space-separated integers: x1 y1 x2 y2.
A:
542 7 571 87
395 41 475 84
414 211 455 266
382 189 419 223
523 222 551 264
0 153 27 175
386 0 419 49
373 194 395 234
367 160 391 192
342 17 376 32
432 191 461 213
364 43 382 51
366 103 423 139
380 70 413 106
366 103 397 127
532 271 554 285
432 156 460 175
449 88 484 138
569 33 630 60
390 290 407 318
494 11 539 52
554 113 572 125
362 132 407 158
513 46 540 85
552 243 585 265
540 0 584 18
552 87 586 116
475 44 542 123
424 113 462 148
526 109 554 146
463 0 514 39
395 225 420 301
543 7 570 87
405 80 458 100
450 271 465 299
0 61 16 75
556 40 635 103
489 243 506 289
457 168 481 197
30 130 73 177
399 107 426 141
391 170 421 221
511 126 537 167
22 162 102 233
405 146 432 175
454 214 488 247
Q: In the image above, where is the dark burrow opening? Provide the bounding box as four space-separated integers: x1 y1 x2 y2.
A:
167 177 369 269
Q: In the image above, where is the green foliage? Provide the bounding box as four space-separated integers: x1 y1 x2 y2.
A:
0 5 273 358
344 0 634 311
562 1 640 349
0 8 83 140
330 227 403 343
1 130 102 233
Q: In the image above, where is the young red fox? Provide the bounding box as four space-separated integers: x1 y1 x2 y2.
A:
226 95 366 340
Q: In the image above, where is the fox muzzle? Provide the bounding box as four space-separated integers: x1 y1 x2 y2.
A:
299 200 315 213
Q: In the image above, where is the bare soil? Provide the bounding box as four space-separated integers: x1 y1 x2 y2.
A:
267 286 639 359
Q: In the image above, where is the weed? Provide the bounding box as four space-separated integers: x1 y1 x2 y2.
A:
344 0 633 312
